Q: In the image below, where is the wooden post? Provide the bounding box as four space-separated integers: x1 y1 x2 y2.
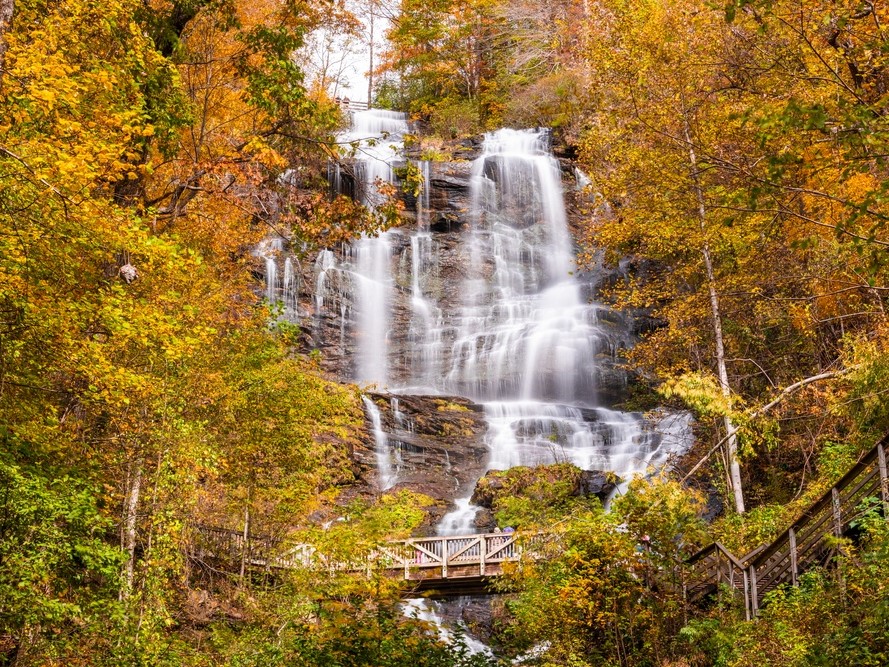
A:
789 528 798 587
748 565 759 616
742 569 751 621
878 442 889 520
832 487 843 537
441 538 448 579
480 537 486 576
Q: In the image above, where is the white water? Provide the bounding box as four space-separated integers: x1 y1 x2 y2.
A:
352 234 393 385
309 122 694 658
401 599 493 657
436 129 664 473
311 123 690 492
363 396 396 490
436 497 479 536
255 237 283 304
342 110 411 386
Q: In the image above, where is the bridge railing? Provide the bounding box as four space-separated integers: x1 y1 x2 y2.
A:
685 543 747 596
383 533 522 577
190 526 526 580
686 434 889 617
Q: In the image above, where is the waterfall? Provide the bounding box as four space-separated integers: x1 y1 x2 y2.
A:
363 396 396 490
401 599 493 657
437 129 649 474
314 249 336 312
257 237 284 305
339 110 411 385
342 109 409 208
436 497 479 537
408 232 444 390
315 122 689 482
283 257 297 313
265 257 278 304
353 235 393 385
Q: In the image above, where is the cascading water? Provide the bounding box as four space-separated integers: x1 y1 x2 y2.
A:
313 119 690 494
341 110 411 387
337 110 411 485
401 599 493 657
256 237 283 306
363 396 397 490
437 497 480 537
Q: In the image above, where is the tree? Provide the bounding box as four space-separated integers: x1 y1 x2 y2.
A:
0 0 379 659
378 0 506 129
498 476 706 665
0 0 12 84
570 0 889 513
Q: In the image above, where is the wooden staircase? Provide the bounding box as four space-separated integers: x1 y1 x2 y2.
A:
686 434 889 618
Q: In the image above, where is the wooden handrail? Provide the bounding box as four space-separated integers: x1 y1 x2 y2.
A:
749 443 881 570
686 433 889 616
189 527 526 582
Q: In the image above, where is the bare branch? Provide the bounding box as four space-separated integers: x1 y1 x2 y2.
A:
754 368 854 417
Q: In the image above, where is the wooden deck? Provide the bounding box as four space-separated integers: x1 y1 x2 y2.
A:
686 434 889 618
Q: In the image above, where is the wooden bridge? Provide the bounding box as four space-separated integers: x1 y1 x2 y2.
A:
686 434 889 618
191 527 523 596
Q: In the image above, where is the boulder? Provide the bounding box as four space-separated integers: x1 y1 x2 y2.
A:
471 464 621 511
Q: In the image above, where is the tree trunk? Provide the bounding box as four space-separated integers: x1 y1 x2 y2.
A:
0 0 14 86
121 456 143 600
683 113 745 514
239 491 251 583
367 3 374 108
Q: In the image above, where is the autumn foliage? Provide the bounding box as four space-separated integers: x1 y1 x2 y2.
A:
2 0 889 664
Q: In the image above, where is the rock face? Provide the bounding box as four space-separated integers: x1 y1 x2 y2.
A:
355 393 490 528
578 470 620 498
435 595 502 644
426 161 475 229
286 158 637 405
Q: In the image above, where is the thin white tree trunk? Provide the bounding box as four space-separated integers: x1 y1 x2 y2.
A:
121 456 143 599
239 495 251 583
367 3 374 108
0 0 13 86
683 114 745 514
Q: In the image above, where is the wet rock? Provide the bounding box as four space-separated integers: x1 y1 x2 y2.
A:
578 470 619 497
436 596 497 643
278 147 668 536
473 507 496 533
291 157 636 393
352 394 490 528
427 161 474 219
